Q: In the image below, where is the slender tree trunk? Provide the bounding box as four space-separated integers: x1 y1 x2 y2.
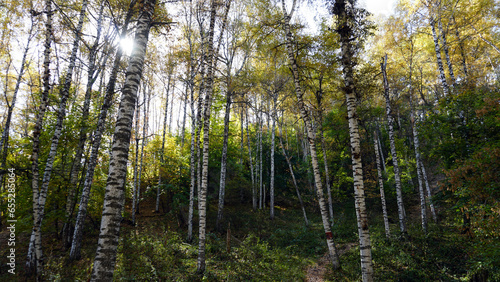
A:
333 1 373 279
413 119 428 233
132 91 141 225
136 85 151 218
157 74 171 213
376 124 386 173
27 0 52 275
69 0 137 261
216 90 232 230
374 131 390 238
381 55 407 235
282 0 340 268
28 0 88 276
430 16 450 96
63 3 105 248
0 18 33 204
278 115 308 226
259 102 263 210
421 161 437 222
246 108 256 211
437 14 455 86
90 0 155 279
269 92 276 220
198 0 231 273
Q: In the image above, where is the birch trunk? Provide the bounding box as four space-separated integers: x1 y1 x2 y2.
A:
278 115 308 226
334 1 373 279
421 161 437 222
269 93 276 220
430 16 450 97
437 14 455 86
381 55 407 235
69 0 137 261
157 74 171 213
246 108 256 211
0 18 32 201
374 131 390 238
27 0 52 274
136 85 151 218
198 0 231 273
28 0 88 276
63 3 105 248
259 102 263 209
413 119 428 233
216 90 232 230
282 0 340 269
90 0 155 279
132 92 141 225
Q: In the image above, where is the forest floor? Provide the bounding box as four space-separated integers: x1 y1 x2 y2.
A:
0 185 497 281
306 242 358 282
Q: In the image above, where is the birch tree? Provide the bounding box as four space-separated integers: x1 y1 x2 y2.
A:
381 55 407 235
90 0 156 278
332 0 373 279
374 131 390 238
27 0 89 276
281 0 340 269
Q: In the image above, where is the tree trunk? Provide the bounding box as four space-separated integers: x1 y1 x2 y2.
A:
90 0 155 279
0 17 33 207
421 161 437 222
381 55 407 235
269 92 276 220
26 0 52 275
157 73 171 213
437 13 455 86
430 16 450 96
333 1 373 279
132 90 141 225
413 119 428 233
278 114 308 226
216 90 232 230
27 0 89 277
246 107 256 211
374 131 390 238
282 0 340 269
63 3 105 248
69 0 137 261
198 0 231 273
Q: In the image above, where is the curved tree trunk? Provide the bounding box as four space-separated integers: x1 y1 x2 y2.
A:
269 92 276 220
381 55 407 235
157 73 171 213
69 0 137 261
63 3 105 248
282 0 340 269
216 90 232 230
430 15 450 97
278 114 308 226
334 1 373 279
26 0 52 275
374 131 390 238
27 0 89 277
90 0 155 279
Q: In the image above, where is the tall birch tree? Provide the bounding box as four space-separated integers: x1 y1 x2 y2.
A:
90 0 156 279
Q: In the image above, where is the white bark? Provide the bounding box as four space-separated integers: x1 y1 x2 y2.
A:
69 0 137 261
374 131 390 238
282 0 340 268
381 55 407 235
90 0 155 279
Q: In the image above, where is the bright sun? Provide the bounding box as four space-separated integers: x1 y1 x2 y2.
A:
120 37 134 56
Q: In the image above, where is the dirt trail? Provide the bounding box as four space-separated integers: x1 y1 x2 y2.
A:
305 242 357 282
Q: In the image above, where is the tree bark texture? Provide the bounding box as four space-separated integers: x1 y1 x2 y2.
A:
90 0 155 279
